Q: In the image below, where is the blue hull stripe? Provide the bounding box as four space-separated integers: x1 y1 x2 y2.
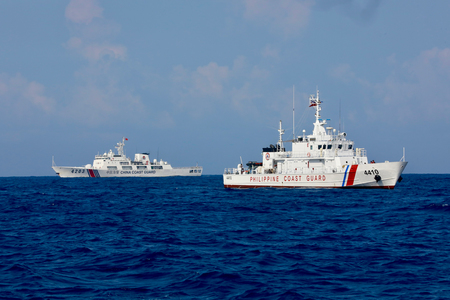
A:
342 165 350 187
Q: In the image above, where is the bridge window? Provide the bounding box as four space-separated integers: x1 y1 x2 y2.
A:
348 145 353 150
327 145 332 149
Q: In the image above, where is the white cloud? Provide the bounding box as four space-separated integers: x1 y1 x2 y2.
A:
64 0 126 62
65 37 127 61
82 44 127 61
170 57 273 117
250 65 270 80
378 48 450 121
329 63 370 88
232 56 247 72
0 73 55 120
62 81 144 125
59 0 145 126
316 0 381 25
170 63 230 117
172 62 230 98
230 82 261 111
193 62 230 97
65 0 103 24
243 0 314 36
330 48 450 123
262 44 280 59
24 81 55 113
171 65 189 84
65 36 83 49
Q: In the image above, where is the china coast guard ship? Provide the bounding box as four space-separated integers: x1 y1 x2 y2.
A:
52 138 202 178
223 90 407 189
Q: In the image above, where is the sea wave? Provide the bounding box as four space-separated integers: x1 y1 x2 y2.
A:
1 174 449 299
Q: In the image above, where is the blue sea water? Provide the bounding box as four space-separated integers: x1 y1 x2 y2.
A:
1 174 449 299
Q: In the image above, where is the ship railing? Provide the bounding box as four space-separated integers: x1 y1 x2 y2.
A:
355 148 367 157
400 147 406 162
224 168 262 175
224 168 254 175
284 149 367 159
177 166 203 169
224 168 239 175
279 151 324 158
280 167 339 175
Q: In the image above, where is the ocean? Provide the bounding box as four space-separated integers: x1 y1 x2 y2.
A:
1 174 449 299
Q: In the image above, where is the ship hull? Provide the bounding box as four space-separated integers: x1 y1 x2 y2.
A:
53 166 202 178
223 161 407 189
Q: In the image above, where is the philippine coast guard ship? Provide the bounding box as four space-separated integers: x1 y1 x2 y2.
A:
52 138 202 178
223 90 407 189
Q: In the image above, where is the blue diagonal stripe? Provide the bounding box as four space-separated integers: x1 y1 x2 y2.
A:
342 165 350 187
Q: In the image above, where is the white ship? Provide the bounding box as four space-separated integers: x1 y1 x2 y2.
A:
224 90 407 189
52 138 202 178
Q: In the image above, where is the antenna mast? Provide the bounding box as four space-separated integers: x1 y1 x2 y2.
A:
339 99 341 133
278 120 285 151
293 85 295 140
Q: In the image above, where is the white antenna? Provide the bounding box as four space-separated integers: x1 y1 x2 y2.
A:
293 85 295 141
339 99 341 133
115 137 126 156
278 120 285 151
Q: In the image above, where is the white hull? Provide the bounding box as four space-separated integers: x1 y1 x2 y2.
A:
53 166 202 178
52 138 202 178
223 89 407 189
224 161 406 189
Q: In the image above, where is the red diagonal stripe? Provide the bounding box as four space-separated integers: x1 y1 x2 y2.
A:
346 165 358 186
88 169 95 178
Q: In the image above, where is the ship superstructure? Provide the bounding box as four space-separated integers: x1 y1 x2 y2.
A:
223 90 407 188
53 138 202 178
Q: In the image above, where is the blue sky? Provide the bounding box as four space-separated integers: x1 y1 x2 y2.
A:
1 0 449 176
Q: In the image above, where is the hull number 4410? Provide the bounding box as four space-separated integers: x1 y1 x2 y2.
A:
364 169 379 175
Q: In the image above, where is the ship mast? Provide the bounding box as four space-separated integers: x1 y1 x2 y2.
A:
310 89 326 136
293 85 295 140
314 89 321 121
115 137 126 156
278 120 285 151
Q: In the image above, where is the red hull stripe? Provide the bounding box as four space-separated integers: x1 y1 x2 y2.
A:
88 169 95 178
346 165 358 186
224 185 395 189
